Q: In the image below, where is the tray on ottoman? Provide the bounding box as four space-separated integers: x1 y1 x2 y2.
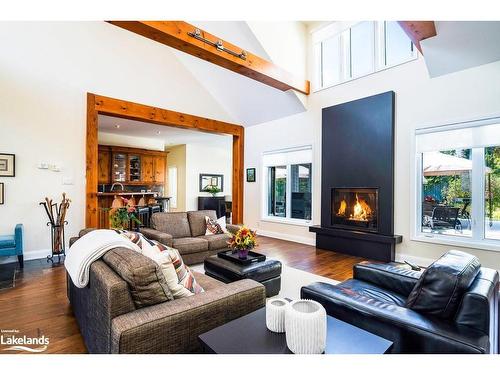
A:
217 250 266 265
204 255 282 297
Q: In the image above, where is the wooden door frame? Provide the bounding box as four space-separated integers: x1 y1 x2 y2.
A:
86 93 244 228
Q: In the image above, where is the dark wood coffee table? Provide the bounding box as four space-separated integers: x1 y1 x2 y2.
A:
198 307 393 354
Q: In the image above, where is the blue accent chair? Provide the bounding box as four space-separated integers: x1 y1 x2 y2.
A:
0 224 24 268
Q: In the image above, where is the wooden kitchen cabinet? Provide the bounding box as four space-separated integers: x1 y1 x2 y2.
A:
141 155 154 183
97 145 167 185
98 149 111 184
154 156 166 184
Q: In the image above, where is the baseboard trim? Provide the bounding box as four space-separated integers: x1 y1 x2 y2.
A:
258 230 316 246
0 249 51 264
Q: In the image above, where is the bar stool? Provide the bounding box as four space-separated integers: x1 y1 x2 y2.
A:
134 206 151 230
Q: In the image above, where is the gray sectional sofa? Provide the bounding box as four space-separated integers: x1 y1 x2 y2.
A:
140 210 240 265
67 229 266 354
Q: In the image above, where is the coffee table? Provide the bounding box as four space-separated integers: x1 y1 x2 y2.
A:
198 307 392 354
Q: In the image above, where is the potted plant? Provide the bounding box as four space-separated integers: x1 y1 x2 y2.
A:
227 226 257 259
108 198 141 230
204 185 221 197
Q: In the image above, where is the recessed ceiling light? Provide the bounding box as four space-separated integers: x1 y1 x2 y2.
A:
115 125 120 129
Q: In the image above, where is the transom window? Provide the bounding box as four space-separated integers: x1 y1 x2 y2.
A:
415 118 500 249
313 21 417 91
262 146 313 224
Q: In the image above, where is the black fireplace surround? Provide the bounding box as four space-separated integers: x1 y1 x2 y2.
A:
310 91 402 262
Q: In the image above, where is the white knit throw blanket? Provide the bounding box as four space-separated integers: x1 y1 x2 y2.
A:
65 229 141 288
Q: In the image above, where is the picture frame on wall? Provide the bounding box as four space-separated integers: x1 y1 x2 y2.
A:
0 183 4 205
199 173 224 192
0 153 15 177
246 168 256 182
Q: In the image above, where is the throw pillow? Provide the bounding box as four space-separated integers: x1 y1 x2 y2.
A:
102 247 174 308
205 216 227 235
140 239 205 299
115 229 148 250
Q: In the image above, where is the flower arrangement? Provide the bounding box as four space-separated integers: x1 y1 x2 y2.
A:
228 226 257 259
108 198 141 230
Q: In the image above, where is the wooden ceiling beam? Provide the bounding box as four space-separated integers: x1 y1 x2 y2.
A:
108 21 310 95
397 21 437 54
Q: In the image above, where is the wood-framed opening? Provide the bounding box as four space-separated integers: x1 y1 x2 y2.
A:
86 93 244 228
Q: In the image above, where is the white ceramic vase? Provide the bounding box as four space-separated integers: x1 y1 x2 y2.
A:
285 299 327 354
266 298 289 333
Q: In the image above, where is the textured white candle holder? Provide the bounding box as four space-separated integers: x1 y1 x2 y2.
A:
285 299 327 354
266 298 289 333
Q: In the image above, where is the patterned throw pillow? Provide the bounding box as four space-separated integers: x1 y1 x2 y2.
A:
205 216 227 235
118 231 204 298
142 242 204 298
115 229 147 249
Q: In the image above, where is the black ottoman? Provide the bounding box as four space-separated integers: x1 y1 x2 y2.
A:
204 255 282 297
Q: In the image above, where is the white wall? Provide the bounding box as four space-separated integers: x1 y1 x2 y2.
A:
244 42 500 269
185 139 233 212
0 22 233 261
98 132 165 151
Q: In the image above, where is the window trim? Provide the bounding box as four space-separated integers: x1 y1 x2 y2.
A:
261 145 313 226
313 21 418 93
411 114 500 253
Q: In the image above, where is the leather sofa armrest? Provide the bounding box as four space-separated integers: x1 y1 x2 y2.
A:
139 227 173 247
226 224 241 235
353 262 423 297
301 282 491 353
111 279 266 353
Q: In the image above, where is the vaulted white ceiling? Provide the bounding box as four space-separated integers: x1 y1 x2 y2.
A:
421 21 500 78
172 21 307 126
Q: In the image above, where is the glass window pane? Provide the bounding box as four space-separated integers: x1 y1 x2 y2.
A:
321 35 341 87
485 146 500 240
421 149 472 238
385 21 415 67
268 166 287 217
350 21 375 78
291 163 312 220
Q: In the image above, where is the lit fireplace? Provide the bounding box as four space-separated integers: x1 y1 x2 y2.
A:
331 188 378 232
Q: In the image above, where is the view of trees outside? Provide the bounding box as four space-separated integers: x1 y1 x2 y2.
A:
485 146 500 239
421 147 500 240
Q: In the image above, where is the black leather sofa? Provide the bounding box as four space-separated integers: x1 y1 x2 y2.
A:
301 250 499 354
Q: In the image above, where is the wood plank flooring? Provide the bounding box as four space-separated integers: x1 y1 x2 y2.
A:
0 236 366 354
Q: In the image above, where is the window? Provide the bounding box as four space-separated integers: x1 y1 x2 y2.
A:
384 21 415 67
415 118 500 249
262 146 313 223
313 21 417 91
350 21 375 78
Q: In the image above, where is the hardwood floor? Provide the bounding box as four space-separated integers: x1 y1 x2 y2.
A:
0 236 366 354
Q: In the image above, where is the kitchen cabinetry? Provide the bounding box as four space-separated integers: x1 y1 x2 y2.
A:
98 145 167 185
142 155 154 183
98 149 111 184
154 156 166 183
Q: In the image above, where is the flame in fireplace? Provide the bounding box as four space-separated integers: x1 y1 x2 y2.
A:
351 194 372 221
337 199 347 216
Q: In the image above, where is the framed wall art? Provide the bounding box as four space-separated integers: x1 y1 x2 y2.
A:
246 168 256 182
0 153 15 177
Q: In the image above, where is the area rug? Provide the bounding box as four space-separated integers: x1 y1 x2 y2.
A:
190 262 339 300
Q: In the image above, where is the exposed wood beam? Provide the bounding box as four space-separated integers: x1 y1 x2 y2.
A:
86 93 245 227
108 21 310 95
398 21 437 54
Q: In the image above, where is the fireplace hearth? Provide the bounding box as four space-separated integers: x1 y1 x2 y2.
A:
332 188 378 232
